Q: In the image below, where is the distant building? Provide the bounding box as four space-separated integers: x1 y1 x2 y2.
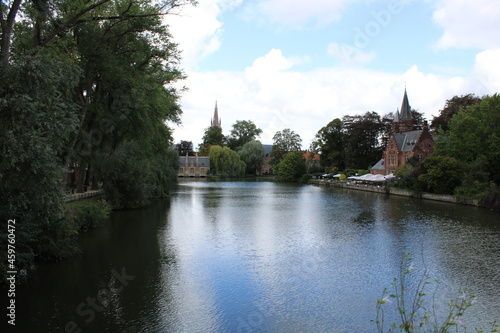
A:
260 144 274 175
178 154 210 177
371 89 435 175
211 101 221 128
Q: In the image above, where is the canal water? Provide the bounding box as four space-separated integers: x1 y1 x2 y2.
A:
10 181 500 332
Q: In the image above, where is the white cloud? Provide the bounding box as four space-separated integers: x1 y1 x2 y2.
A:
472 49 500 94
244 0 350 28
172 49 482 148
166 0 242 69
433 0 500 49
327 42 376 66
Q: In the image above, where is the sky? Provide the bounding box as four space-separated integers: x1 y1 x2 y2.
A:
165 0 500 149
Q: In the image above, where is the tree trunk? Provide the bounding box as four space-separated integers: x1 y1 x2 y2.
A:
75 162 87 193
0 0 23 67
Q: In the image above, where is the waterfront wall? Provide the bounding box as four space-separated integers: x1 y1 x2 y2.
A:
310 180 480 207
65 189 104 203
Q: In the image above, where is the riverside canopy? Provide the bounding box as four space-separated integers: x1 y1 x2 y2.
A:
347 173 396 183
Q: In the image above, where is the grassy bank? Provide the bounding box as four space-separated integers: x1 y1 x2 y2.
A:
64 196 112 233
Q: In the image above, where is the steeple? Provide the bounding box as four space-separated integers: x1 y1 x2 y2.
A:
399 89 412 120
394 107 400 122
211 101 221 128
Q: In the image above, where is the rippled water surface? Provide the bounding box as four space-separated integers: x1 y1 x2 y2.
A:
11 181 500 332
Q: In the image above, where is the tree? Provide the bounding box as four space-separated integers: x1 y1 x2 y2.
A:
0 55 81 277
436 94 500 184
209 145 245 177
275 151 306 182
176 140 194 156
431 94 482 133
271 128 302 165
200 126 225 152
418 154 462 194
342 112 384 170
0 0 194 277
97 141 154 209
238 140 264 175
310 118 345 170
226 120 263 150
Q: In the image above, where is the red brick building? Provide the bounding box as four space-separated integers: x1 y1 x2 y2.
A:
371 90 435 175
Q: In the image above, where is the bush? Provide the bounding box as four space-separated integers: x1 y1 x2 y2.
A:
65 197 112 232
275 152 306 182
418 155 462 194
299 174 312 184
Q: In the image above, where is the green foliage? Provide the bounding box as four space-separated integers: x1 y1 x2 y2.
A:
271 128 302 165
97 141 155 209
201 126 225 150
299 174 313 184
0 0 193 275
418 154 462 194
395 164 419 190
176 140 194 156
311 118 345 169
0 55 80 277
343 112 384 170
312 112 386 171
97 137 178 209
238 140 264 174
65 197 112 232
431 94 482 133
227 120 263 150
209 145 246 177
375 252 498 333
275 152 306 182
436 94 500 184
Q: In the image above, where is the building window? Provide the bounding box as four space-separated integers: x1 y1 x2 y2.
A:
389 155 396 165
405 154 409 162
417 154 423 162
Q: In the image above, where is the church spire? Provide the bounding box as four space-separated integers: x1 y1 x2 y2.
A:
399 88 412 120
211 101 221 127
394 107 400 122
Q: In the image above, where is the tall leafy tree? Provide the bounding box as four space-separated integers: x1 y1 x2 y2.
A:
226 120 263 150
342 112 384 170
238 140 264 175
436 94 500 184
431 94 482 133
0 0 195 276
271 128 302 165
0 56 81 277
200 125 225 154
311 118 345 170
176 140 194 156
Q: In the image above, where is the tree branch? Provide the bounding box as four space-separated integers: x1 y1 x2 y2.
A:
1 0 23 67
38 0 112 49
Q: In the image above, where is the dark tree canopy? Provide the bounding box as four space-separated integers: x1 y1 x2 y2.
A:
431 94 482 132
342 112 384 170
0 0 195 277
310 118 345 170
176 140 194 156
